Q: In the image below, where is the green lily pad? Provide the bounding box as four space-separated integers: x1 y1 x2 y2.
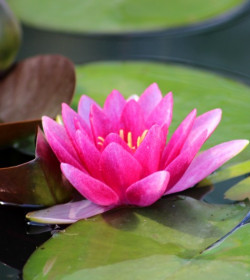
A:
23 197 249 279
7 0 246 34
198 160 250 187
167 223 250 279
225 176 250 201
75 61 250 163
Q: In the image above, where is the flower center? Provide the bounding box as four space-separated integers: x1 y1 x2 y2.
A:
119 129 148 150
97 130 148 150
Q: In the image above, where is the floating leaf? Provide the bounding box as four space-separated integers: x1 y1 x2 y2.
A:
192 225 250 279
0 0 21 71
7 0 246 34
0 54 75 146
168 223 250 280
0 129 72 206
75 61 250 163
224 177 250 201
198 160 250 187
202 210 250 252
23 196 249 279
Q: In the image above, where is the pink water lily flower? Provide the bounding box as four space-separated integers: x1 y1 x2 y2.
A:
27 83 248 224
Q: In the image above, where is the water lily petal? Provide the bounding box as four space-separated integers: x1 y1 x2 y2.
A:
78 95 100 126
182 108 222 150
162 109 197 167
166 140 249 195
146 92 173 128
62 103 92 142
90 104 112 140
61 163 119 206
138 83 162 119
120 99 146 146
102 133 132 153
26 200 113 224
100 142 142 197
104 89 126 125
42 116 83 170
165 130 207 189
75 130 101 179
126 171 170 207
135 125 167 175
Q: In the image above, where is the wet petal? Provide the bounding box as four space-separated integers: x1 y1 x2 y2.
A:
126 171 170 207
166 140 249 195
100 143 142 197
26 200 114 224
138 83 162 119
42 116 83 170
135 125 167 176
61 163 120 206
162 109 196 167
146 92 173 128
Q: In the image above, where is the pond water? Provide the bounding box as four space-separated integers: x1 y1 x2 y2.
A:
1 5 250 280
17 5 250 79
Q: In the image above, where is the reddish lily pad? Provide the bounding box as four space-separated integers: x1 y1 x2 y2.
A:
0 54 75 146
0 128 72 206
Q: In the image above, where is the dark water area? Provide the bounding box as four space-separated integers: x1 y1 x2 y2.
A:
17 4 250 79
0 204 58 279
1 4 250 280
0 147 33 168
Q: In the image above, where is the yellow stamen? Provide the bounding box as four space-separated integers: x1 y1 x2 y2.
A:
97 136 105 146
127 132 133 149
97 136 105 142
97 141 104 146
56 114 63 125
137 130 148 147
118 129 148 150
137 136 141 148
119 129 124 140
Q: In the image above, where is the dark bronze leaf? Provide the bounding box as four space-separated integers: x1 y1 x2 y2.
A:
0 54 75 145
0 128 72 206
